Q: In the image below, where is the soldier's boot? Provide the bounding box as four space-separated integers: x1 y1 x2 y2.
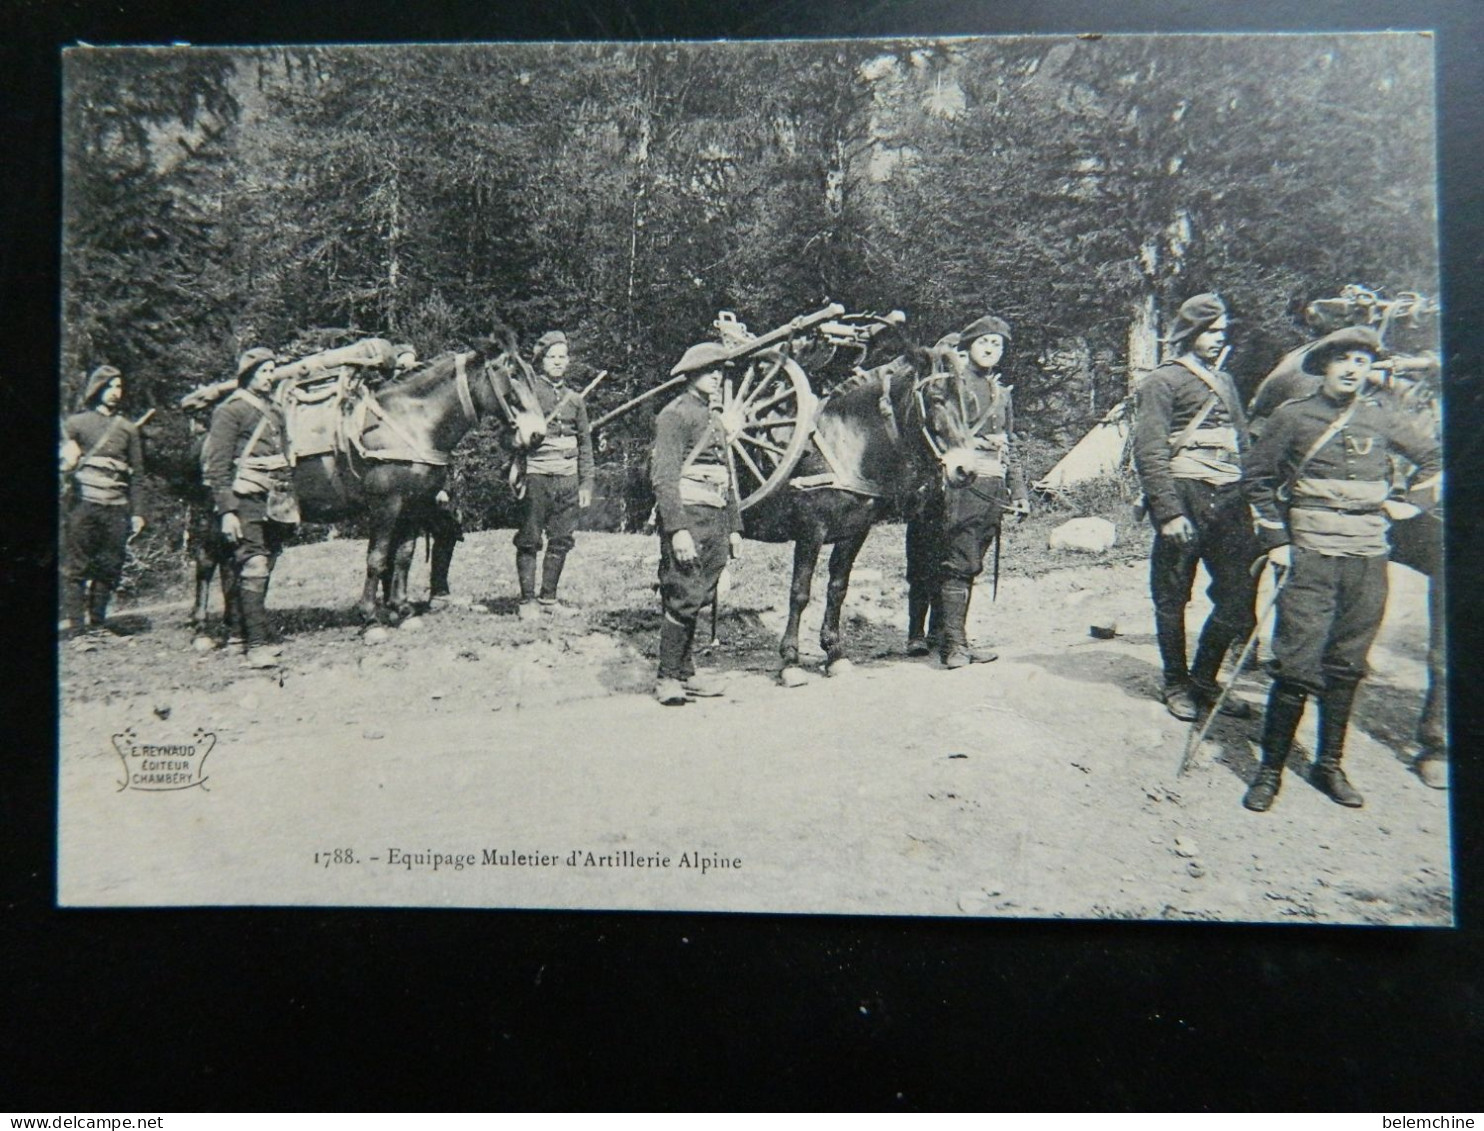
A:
429 536 456 599
655 616 691 704
906 586 932 656
516 548 539 620
961 581 996 663
221 567 246 647
239 559 279 668
86 581 115 632
1313 679 1364 808
1156 606 1195 719
1190 621 1252 718
939 578 974 670
1244 680 1308 812
538 550 568 607
60 580 88 635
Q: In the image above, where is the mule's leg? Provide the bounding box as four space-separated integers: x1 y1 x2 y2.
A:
780 534 822 677
359 500 403 622
388 523 419 618
190 547 215 630
820 528 871 672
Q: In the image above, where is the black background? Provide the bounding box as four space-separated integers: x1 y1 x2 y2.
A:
5 0 1482 1112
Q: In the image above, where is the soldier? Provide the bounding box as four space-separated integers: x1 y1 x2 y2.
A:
1132 293 1260 721
905 314 1031 668
59 365 146 635
202 348 299 668
1248 327 1448 788
514 330 595 617
1241 326 1441 812
650 342 744 705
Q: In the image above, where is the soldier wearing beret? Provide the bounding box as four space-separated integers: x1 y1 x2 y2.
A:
1248 325 1448 788
1240 327 1441 812
650 342 744 705
905 314 1031 668
1132 293 1261 721
59 365 146 634
201 348 298 668
514 329 595 617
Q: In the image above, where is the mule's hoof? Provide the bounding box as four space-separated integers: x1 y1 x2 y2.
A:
778 666 810 689
826 658 856 677
905 637 931 657
191 635 217 653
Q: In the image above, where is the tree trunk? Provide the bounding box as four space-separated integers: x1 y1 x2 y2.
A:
1128 289 1159 393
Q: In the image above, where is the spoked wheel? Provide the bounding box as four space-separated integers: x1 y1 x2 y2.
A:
719 349 818 510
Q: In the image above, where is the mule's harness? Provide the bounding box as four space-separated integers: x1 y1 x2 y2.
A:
791 363 959 498
350 351 519 467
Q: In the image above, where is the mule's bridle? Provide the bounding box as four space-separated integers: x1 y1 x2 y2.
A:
904 367 966 466
456 350 528 427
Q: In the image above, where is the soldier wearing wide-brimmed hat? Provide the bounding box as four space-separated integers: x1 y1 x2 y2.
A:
200 347 297 668
59 364 146 635
905 313 1030 668
1241 324 1439 811
512 328 597 617
649 341 743 705
1132 293 1262 721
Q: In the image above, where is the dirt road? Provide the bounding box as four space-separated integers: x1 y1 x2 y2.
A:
57 529 1451 923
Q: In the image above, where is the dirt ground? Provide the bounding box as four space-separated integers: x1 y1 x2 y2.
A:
57 524 1452 924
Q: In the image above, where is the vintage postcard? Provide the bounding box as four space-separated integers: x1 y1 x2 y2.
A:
57 33 1449 923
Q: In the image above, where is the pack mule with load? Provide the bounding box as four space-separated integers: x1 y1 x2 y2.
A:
595 303 980 678
180 333 545 626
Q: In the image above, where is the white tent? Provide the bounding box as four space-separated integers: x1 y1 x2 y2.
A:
1033 397 1134 494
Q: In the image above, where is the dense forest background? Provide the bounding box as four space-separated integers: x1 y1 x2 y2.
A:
61 34 1439 547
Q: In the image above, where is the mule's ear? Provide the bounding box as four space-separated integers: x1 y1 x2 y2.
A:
902 344 932 374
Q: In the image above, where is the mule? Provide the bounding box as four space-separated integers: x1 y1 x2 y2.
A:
285 339 546 620
739 344 979 679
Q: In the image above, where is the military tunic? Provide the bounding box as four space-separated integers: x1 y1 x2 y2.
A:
1133 356 1261 687
650 387 742 681
62 408 144 594
202 389 296 566
514 375 596 556
1244 390 1440 693
906 368 1027 586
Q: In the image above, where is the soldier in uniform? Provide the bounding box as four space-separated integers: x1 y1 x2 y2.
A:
905 314 1031 668
201 348 299 668
1248 327 1448 789
1241 326 1441 812
514 330 595 617
59 365 146 634
650 342 744 705
1132 293 1260 721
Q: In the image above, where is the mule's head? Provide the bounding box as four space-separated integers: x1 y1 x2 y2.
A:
475 341 547 452
907 344 979 488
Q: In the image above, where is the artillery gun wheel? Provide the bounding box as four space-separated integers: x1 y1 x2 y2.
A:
720 349 818 510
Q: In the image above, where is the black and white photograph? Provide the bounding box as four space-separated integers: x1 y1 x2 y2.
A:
56 32 1451 925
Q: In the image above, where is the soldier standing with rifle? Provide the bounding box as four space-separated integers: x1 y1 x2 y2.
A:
905 314 1031 668
59 365 146 635
1133 293 1261 722
202 348 299 669
650 342 744 706
1240 327 1441 812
